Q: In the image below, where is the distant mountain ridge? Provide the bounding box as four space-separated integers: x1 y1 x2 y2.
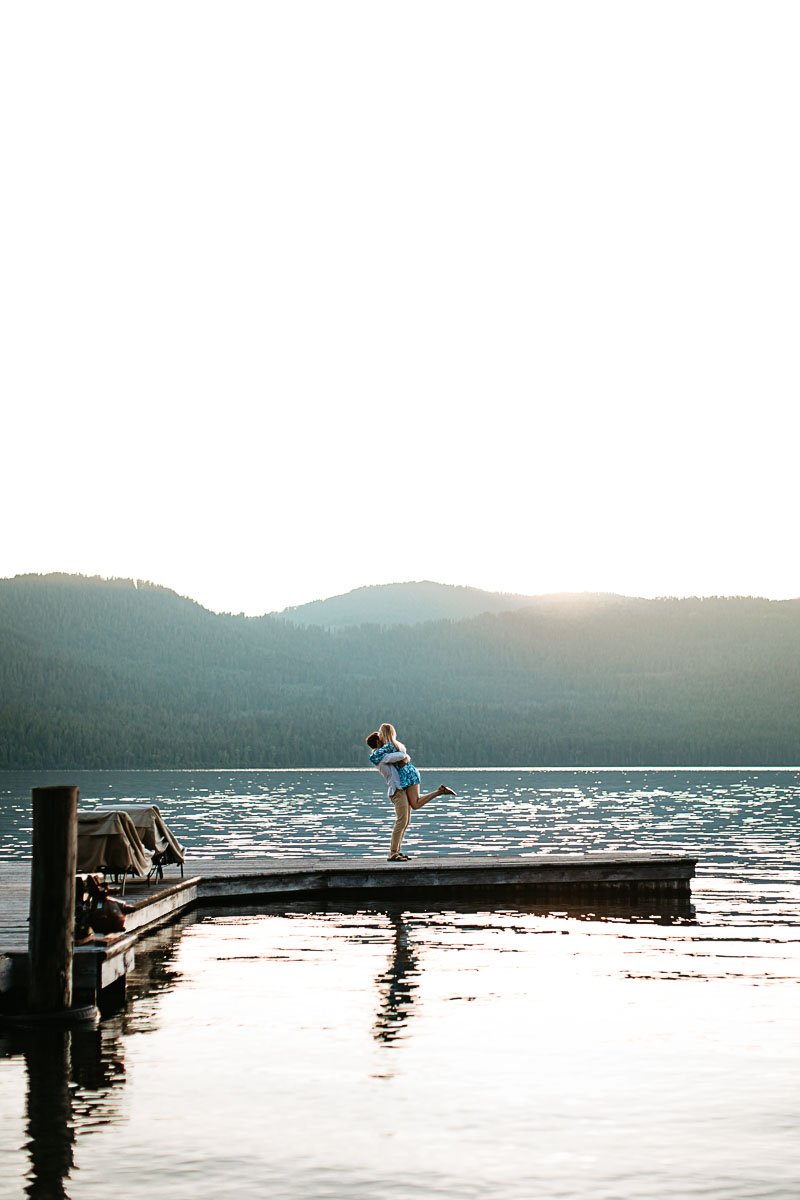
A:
275 580 628 627
2 572 800 769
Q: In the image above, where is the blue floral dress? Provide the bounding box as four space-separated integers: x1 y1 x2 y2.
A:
369 743 421 789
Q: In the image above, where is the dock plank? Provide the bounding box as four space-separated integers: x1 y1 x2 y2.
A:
0 863 33 953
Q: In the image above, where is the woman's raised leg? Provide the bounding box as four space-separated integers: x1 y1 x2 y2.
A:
408 783 456 811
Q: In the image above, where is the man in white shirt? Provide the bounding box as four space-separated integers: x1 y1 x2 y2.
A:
372 745 410 799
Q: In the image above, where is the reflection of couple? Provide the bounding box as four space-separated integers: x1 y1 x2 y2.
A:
373 909 419 1046
366 722 455 861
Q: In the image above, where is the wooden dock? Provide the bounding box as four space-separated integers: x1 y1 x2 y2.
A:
1 852 696 1006
195 851 696 901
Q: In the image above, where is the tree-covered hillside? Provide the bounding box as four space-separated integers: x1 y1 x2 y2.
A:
1 573 799 767
275 580 607 626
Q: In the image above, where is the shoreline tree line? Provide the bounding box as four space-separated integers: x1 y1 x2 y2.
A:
1 574 799 769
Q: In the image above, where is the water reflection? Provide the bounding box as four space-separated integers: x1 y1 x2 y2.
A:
0 915 193 1199
120 914 193 1034
23 1027 74 1200
3 887 795 1200
70 1024 127 1130
364 897 694 1049
0 1022 128 1200
517 897 697 924
373 910 420 1046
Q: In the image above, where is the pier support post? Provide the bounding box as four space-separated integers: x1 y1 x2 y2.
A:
28 786 79 1013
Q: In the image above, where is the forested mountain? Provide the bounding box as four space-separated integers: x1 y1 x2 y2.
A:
1 573 799 768
275 580 623 627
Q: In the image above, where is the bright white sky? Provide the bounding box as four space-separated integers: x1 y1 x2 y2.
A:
2 2 797 615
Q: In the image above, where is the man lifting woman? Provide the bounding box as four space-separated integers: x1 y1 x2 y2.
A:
366 722 456 862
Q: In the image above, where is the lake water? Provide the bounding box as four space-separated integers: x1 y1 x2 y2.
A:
2 768 800 1199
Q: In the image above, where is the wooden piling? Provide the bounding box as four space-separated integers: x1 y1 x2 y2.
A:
28 786 79 1013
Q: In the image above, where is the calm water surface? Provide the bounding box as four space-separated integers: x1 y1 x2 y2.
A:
1 768 800 1199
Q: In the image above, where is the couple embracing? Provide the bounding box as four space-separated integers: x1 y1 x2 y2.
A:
366 722 456 862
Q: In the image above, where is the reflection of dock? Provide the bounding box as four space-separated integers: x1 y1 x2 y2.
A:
1 852 695 1007
0 916 188 1200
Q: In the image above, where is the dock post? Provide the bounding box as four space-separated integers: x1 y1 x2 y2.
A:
28 786 79 1013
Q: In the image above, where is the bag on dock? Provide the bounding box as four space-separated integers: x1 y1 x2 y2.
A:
90 893 127 934
76 873 129 936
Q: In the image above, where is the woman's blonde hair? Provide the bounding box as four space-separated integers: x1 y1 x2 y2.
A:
379 722 405 753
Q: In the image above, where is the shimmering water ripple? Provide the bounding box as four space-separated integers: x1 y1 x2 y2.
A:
2 769 800 1199
2 768 800 927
